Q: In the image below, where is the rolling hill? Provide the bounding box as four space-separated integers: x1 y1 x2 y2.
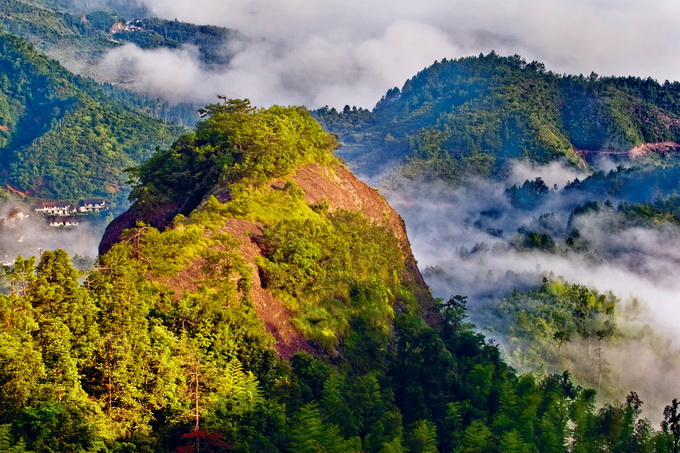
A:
0 0 235 71
315 52 680 183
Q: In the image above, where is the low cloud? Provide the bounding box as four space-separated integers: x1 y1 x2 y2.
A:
386 162 680 421
0 201 104 265
98 19 461 108
508 160 589 189
93 0 680 108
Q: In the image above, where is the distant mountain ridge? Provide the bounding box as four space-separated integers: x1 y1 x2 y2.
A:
0 0 235 71
315 52 680 182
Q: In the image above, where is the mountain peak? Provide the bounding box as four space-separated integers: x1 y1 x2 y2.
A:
315 53 680 183
100 99 431 356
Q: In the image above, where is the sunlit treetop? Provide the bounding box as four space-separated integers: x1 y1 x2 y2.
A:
128 98 339 212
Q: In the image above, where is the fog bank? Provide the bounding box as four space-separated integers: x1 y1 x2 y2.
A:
386 161 680 421
96 0 680 108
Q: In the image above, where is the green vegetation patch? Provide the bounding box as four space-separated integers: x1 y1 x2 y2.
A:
257 209 404 350
129 100 339 215
0 32 182 206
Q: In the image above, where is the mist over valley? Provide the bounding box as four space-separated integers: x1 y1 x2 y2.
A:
3 0 680 450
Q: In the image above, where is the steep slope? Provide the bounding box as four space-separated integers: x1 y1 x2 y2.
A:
0 31 184 206
100 99 429 355
0 99 671 451
315 52 680 182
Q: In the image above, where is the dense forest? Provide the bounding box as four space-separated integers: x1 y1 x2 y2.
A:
2 3 680 450
0 31 185 207
0 0 234 68
314 52 680 182
0 99 676 452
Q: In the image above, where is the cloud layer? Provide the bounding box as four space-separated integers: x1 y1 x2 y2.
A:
386 161 680 421
0 202 104 264
99 0 680 108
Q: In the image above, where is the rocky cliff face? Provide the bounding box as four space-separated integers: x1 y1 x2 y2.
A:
100 160 431 357
98 101 433 357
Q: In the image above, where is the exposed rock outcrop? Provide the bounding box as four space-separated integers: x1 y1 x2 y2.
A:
99 161 432 357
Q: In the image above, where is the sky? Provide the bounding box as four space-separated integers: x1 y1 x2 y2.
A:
98 0 680 109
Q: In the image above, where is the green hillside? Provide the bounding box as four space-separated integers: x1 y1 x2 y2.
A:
0 0 234 68
0 0 116 59
26 0 148 16
0 0 231 126
0 31 185 207
0 99 675 451
111 17 235 66
315 52 680 182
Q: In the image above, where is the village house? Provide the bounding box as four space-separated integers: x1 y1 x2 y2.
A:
110 21 144 34
78 198 108 213
34 201 73 216
49 216 80 228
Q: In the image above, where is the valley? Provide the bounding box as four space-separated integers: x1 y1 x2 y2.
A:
1 0 680 451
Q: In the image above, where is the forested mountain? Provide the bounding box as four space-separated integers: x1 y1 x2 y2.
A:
1 8 680 448
314 52 680 182
0 100 676 451
0 31 185 207
27 0 147 17
0 0 235 69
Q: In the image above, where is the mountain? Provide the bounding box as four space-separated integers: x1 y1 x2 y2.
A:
0 31 185 207
0 98 671 451
0 0 235 71
100 99 431 357
315 52 680 182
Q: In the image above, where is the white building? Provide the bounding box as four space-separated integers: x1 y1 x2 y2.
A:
78 198 108 213
49 216 80 228
35 201 73 216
